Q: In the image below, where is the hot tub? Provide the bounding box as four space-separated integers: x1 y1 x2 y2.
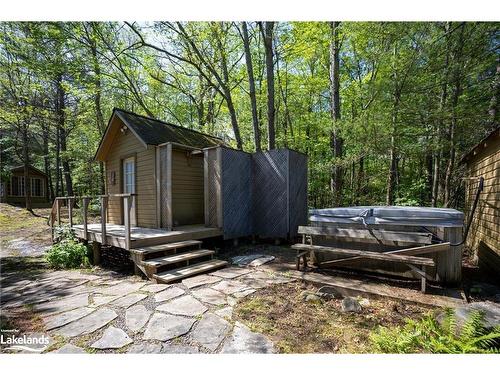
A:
307 206 465 284
309 206 464 228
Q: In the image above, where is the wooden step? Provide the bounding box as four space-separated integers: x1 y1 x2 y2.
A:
141 249 215 268
154 259 228 284
130 240 202 255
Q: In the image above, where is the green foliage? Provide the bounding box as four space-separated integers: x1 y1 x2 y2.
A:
370 309 500 353
45 225 91 269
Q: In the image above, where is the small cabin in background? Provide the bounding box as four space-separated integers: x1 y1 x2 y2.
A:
0 165 49 207
461 127 500 278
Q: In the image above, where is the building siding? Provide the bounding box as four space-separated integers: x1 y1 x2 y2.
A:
465 133 500 276
104 124 157 228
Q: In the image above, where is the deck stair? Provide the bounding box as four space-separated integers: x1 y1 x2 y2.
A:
129 240 227 283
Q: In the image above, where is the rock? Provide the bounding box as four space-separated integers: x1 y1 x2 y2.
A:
110 293 147 308
305 294 322 304
54 308 118 338
359 298 371 307
221 322 275 353
125 304 151 332
127 342 163 354
212 280 250 295
227 296 237 307
341 297 362 313
210 267 252 279
51 344 86 354
156 295 208 316
89 294 119 308
141 284 169 293
162 344 200 353
190 313 231 352
233 289 256 299
182 274 221 289
43 307 95 330
249 256 275 267
191 288 227 305
215 306 233 320
317 286 342 300
154 286 185 303
91 326 133 349
440 301 500 330
143 313 196 341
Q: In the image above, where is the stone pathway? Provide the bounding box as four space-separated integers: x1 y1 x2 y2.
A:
0 265 293 354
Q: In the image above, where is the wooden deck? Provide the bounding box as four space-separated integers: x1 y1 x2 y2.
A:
73 223 223 249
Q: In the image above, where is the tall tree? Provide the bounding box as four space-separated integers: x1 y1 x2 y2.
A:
260 21 276 149
329 21 343 206
241 22 261 151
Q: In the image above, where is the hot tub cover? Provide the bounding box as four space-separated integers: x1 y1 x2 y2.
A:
309 206 464 228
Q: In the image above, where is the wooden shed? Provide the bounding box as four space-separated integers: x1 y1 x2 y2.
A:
0 165 49 207
461 127 500 278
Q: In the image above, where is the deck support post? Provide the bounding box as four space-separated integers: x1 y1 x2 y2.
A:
124 195 132 251
82 197 90 241
56 199 61 226
100 196 108 246
92 241 101 266
68 198 73 227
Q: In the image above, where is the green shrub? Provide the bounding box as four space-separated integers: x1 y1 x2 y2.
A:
370 309 500 354
46 225 91 269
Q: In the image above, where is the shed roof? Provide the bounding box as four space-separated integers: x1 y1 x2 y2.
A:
95 108 225 161
460 126 500 164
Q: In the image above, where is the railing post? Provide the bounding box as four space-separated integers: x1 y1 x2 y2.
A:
124 195 131 251
56 199 61 225
68 197 73 227
100 196 108 246
82 197 90 241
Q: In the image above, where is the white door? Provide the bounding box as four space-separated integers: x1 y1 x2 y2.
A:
123 157 137 226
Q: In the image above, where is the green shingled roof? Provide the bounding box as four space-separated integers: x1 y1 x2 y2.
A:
114 108 225 148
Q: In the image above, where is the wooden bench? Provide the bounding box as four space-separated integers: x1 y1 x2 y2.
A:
294 225 451 293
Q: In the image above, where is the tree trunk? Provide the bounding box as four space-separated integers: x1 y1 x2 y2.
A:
22 124 32 211
488 55 500 126
42 120 54 200
260 21 276 150
242 22 261 151
56 74 74 197
443 23 465 207
329 21 343 207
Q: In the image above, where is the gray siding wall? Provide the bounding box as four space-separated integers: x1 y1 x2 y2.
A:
221 148 253 239
218 148 308 240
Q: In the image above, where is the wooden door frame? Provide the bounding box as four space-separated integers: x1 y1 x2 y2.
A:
120 152 138 226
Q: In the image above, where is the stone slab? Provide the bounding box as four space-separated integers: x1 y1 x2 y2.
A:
143 313 196 341
215 306 233 320
125 304 151 332
110 293 147 308
51 344 86 354
156 295 208 316
54 308 118 338
221 322 275 354
182 274 222 289
154 286 185 303
210 267 253 279
127 342 163 354
91 326 133 349
212 280 250 295
190 313 231 352
44 307 95 331
191 288 227 306
33 293 90 316
141 284 169 293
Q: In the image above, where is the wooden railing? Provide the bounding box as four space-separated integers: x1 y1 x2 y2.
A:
50 193 136 250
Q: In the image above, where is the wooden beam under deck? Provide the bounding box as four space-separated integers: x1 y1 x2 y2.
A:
73 223 222 249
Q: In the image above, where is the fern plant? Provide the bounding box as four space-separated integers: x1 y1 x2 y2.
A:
371 309 500 353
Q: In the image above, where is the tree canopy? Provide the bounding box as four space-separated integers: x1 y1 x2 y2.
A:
1 21 498 209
